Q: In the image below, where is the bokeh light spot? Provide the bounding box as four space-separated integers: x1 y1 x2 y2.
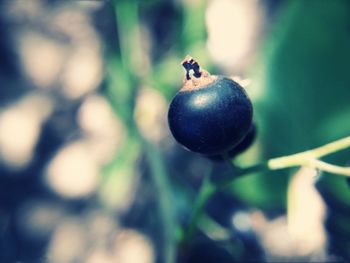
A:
45 141 99 198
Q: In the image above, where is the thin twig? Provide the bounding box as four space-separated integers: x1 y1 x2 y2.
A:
215 135 350 191
310 159 350 176
268 135 350 170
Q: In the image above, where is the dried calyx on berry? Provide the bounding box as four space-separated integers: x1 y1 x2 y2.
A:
168 56 253 156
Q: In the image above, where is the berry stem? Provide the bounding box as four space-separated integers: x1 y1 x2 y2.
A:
185 135 350 242
218 135 350 189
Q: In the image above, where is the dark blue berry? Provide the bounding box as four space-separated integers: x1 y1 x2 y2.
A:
168 57 253 155
208 123 256 161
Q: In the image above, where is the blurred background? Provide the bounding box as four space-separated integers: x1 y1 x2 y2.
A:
0 0 350 262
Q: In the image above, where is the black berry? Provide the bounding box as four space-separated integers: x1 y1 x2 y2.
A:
168 56 253 155
208 123 256 161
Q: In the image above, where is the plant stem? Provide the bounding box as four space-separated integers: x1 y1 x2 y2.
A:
309 159 350 176
219 135 350 189
217 163 269 190
186 135 350 241
142 138 176 263
183 165 216 244
267 135 350 169
265 136 350 176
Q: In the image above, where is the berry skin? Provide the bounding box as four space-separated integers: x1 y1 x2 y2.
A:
168 56 253 155
208 123 256 161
